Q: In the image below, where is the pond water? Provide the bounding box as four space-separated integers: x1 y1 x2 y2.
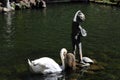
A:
0 2 120 80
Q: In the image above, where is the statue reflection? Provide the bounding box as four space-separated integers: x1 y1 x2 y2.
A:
3 12 15 48
42 7 46 17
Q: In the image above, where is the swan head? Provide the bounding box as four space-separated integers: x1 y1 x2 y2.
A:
60 48 67 60
60 48 67 70
28 59 41 73
73 10 85 23
28 59 39 66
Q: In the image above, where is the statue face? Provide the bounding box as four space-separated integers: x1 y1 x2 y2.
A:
77 11 85 22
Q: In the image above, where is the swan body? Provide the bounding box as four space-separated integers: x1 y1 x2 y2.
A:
65 53 76 70
28 57 62 74
81 57 94 67
82 57 94 64
28 48 75 74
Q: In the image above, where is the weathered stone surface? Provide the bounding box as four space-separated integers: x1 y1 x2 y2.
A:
76 59 105 73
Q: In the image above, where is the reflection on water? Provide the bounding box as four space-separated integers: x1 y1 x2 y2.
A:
3 12 15 48
42 8 47 17
23 69 88 80
26 73 63 80
0 3 120 80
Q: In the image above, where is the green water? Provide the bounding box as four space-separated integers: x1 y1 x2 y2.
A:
0 3 120 80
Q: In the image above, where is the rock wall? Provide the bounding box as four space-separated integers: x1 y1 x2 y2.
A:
46 0 86 3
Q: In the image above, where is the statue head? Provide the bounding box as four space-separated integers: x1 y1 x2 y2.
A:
73 10 85 23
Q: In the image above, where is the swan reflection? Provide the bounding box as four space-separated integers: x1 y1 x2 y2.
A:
26 73 64 80
25 69 87 80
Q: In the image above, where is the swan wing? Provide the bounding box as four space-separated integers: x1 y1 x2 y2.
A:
28 59 44 73
82 57 94 63
31 57 62 74
40 57 62 73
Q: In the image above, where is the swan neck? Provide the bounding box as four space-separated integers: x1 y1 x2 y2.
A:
60 52 65 70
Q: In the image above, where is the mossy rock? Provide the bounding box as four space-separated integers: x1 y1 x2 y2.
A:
76 59 106 72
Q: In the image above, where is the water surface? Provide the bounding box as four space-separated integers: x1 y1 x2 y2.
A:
0 3 120 80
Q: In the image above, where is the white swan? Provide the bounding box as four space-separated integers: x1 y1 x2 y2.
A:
3 0 14 12
28 48 75 74
28 57 62 74
81 57 94 67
